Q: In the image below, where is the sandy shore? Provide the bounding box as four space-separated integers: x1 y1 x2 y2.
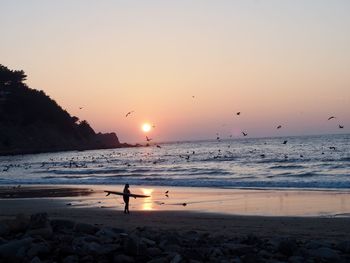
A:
1 185 350 240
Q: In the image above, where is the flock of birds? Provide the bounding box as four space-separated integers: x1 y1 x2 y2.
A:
124 105 345 146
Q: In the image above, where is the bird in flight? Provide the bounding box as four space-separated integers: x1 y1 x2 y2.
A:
146 136 152 142
192 95 195 99
125 111 134 117
277 125 282 129
236 112 241 116
79 107 83 110
242 132 248 137
339 125 344 129
328 116 336 120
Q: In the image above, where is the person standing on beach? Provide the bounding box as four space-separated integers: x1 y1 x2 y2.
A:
123 184 130 214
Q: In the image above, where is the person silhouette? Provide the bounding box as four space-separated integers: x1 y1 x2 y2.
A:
123 184 130 214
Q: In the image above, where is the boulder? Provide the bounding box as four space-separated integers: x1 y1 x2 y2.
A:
74 223 99 235
308 247 340 261
51 219 76 231
146 247 162 257
26 225 53 239
278 238 297 256
113 254 135 263
337 240 350 254
29 213 49 229
7 214 30 233
0 222 9 236
30 256 42 263
170 253 182 263
0 237 33 258
27 242 51 258
62 255 79 263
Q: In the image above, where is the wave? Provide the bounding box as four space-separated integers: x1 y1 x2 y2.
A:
270 165 305 169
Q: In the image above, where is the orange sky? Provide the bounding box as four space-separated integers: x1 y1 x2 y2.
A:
1 1 349 143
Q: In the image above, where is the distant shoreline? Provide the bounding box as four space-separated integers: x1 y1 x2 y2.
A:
0 142 141 156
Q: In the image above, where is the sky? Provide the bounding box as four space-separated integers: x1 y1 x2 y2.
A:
1 0 349 143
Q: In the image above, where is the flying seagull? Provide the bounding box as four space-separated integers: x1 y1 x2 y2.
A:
79 107 83 110
146 136 152 142
236 112 241 116
328 116 336 120
242 132 248 137
277 125 282 129
125 111 134 117
339 125 344 129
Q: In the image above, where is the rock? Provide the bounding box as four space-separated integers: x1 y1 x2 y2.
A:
146 247 162 257
7 214 30 233
241 253 263 263
74 223 99 235
51 219 76 231
96 227 125 240
222 243 254 256
170 253 182 263
305 240 332 250
72 236 106 256
26 225 53 239
337 240 350 253
147 258 168 263
123 235 138 255
0 237 33 258
63 255 79 263
27 242 51 258
308 247 340 261
278 238 297 256
29 213 49 229
288 256 305 263
141 237 157 247
0 223 9 236
30 256 42 263
210 247 224 257
113 254 135 263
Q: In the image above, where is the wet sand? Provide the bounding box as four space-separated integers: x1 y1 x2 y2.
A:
0 185 350 240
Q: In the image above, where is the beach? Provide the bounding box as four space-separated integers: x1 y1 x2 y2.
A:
1 185 350 262
1 185 350 236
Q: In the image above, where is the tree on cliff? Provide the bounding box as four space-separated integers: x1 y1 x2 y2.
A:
0 64 122 155
0 64 27 85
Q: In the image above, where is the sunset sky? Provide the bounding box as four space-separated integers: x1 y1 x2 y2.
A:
1 0 349 143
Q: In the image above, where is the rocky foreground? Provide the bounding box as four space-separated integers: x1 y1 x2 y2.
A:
0 213 350 263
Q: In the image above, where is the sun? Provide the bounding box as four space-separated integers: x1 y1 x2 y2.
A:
142 123 152 133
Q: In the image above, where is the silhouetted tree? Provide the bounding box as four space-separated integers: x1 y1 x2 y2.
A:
0 64 27 85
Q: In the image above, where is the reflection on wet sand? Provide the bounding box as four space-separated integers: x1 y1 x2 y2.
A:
140 188 153 211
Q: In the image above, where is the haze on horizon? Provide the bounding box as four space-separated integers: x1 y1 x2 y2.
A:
1 0 349 143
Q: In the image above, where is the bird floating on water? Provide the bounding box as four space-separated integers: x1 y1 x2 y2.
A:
283 140 288 144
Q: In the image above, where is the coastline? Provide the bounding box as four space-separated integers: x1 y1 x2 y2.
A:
1 185 350 262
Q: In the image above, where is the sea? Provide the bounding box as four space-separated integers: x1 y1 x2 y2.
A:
0 134 349 190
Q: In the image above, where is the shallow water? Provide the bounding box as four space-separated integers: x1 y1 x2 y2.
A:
0 134 349 189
